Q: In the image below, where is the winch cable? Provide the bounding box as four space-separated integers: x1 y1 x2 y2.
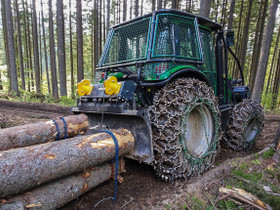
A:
100 92 105 130
94 130 120 207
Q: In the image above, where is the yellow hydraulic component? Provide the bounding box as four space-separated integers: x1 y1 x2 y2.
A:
103 76 122 95
77 79 93 96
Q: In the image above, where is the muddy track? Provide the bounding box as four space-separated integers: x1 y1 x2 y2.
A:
0 99 71 114
0 100 279 209
0 100 72 126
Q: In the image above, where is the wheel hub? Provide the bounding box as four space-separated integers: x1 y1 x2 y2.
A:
182 104 214 157
244 117 259 142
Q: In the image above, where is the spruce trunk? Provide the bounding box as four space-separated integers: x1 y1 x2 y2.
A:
0 129 134 198
0 114 89 151
0 161 124 210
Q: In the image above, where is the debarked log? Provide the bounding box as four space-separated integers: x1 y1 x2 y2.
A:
0 160 124 210
0 129 134 198
0 114 89 151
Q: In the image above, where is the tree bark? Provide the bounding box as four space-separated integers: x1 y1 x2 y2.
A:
0 129 134 198
15 0 25 91
106 0 110 32
140 0 144 15
49 0 59 98
94 0 99 72
103 0 106 44
76 0 84 83
151 0 155 12
57 0 67 96
157 0 162 10
28 3 35 90
41 0 51 94
69 0 74 94
22 0 29 91
221 0 228 28
227 0 236 30
0 161 124 210
38 13 43 83
232 0 244 77
271 49 280 109
239 0 253 75
249 0 269 91
134 0 139 17
164 0 167 9
0 114 89 151
1 0 11 90
4 0 19 95
32 0 41 94
99 0 102 56
252 0 279 102
171 0 179 9
199 0 211 18
123 0 127 21
265 25 280 98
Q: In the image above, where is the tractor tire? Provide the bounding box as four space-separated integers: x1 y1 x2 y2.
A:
149 78 221 182
223 99 264 151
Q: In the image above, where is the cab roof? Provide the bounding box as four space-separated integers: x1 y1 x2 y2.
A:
110 9 222 31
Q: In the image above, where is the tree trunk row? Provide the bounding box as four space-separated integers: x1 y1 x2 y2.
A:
0 128 135 198
0 160 124 210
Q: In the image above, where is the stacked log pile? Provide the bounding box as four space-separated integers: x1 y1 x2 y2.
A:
0 114 135 209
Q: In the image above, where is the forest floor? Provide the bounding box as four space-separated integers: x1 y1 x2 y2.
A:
0 99 279 209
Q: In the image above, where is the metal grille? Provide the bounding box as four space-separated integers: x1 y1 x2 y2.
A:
103 18 151 65
142 62 178 79
200 29 216 90
152 14 200 60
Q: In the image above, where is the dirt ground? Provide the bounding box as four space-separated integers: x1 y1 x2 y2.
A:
0 99 279 209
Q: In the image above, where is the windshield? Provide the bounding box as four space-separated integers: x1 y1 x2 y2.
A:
100 18 151 66
152 14 201 60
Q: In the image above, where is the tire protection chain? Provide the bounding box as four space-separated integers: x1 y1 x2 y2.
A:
148 78 221 182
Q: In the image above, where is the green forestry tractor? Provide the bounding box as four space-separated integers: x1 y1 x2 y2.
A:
73 9 264 182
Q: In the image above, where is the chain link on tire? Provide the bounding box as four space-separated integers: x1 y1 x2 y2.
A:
149 78 221 182
223 99 264 151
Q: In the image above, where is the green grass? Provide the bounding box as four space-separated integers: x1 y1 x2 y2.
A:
262 148 275 159
225 158 280 209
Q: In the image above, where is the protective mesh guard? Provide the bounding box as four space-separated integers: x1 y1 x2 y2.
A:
142 62 178 79
152 14 200 60
103 18 151 65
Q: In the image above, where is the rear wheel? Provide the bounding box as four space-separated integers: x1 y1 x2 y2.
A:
150 78 221 182
223 99 264 151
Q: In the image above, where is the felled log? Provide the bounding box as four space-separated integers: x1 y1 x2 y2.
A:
0 160 125 210
0 114 89 151
0 129 134 198
219 187 272 210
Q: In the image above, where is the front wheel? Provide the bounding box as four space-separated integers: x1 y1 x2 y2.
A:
150 78 221 182
223 99 264 151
